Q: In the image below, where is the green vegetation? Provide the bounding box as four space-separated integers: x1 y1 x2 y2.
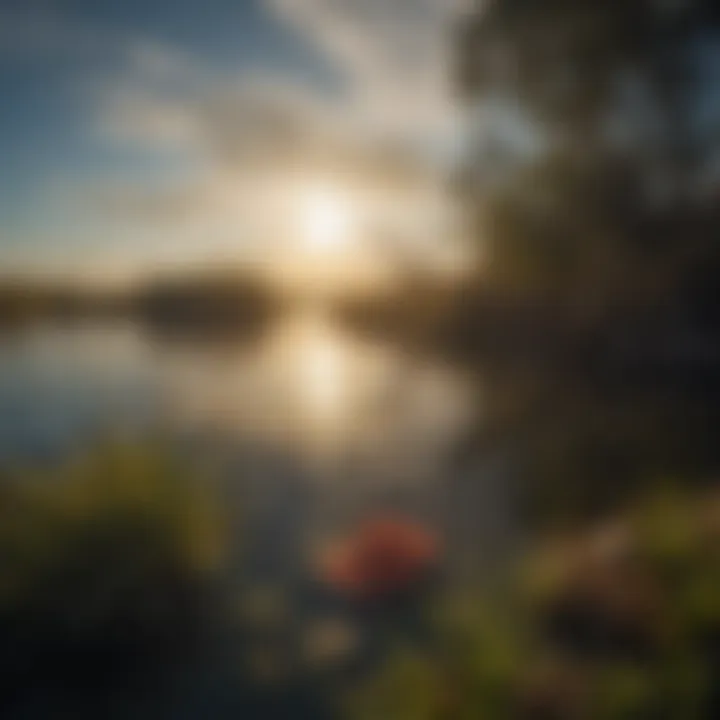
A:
0 270 279 339
0 281 126 328
351 485 720 719
135 270 279 343
348 7 720 714
448 0 720 517
457 0 720 349
0 445 227 714
3 444 717 718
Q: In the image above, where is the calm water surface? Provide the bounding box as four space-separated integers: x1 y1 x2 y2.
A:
0 309 517 582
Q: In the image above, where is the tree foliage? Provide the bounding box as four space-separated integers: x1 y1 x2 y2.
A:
459 0 720 335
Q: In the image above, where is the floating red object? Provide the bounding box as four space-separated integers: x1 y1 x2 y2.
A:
320 516 440 601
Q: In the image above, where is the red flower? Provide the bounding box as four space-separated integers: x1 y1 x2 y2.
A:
320 516 440 601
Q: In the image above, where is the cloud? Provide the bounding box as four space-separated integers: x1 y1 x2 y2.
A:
83 0 472 276
267 0 463 143
100 0 469 161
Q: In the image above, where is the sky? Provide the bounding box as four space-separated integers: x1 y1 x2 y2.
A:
0 0 472 283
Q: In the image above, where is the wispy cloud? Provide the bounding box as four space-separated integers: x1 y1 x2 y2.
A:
9 0 472 276
100 0 469 163
267 0 465 143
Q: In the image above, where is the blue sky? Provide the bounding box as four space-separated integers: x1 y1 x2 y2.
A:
0 0 467 278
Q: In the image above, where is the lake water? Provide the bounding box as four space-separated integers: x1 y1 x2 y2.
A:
0 309 519 585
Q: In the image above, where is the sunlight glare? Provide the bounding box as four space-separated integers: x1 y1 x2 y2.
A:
300 186 355 254
297 318 346 423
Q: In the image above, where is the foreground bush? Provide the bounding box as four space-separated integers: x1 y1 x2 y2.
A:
0 445 227 715
350 485 720 719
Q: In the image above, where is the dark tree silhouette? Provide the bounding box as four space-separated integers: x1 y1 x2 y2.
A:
458 0 720 341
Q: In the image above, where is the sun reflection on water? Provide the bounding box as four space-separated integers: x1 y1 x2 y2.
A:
294 315 348 443
158 309 474 482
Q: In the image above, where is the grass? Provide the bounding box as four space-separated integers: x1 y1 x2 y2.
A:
0 444 228 714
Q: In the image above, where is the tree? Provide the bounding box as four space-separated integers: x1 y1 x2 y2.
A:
458 0 720 337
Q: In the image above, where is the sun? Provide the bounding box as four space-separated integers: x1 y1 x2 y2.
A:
271 180 385 295
300 186 355 254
